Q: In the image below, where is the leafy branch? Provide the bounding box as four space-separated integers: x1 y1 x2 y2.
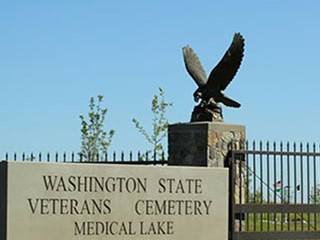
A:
133 87 172 160
80 95 115 161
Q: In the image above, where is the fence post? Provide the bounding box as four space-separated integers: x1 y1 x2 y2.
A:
227 150 236 240
0 161 8 240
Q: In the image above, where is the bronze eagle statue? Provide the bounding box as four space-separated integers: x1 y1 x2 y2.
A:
183 33 245 109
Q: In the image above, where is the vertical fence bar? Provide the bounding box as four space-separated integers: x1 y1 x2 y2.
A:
259 141 263 231
313 143 317 230
293 142 297 230
253 141 256 232
161 151 165 165
300 143 304 230
280 142 284 231
273 142 277 231
239 152 243 232
306 143 310 230
266 141 270 231
287 142 290 231
245 141 249 231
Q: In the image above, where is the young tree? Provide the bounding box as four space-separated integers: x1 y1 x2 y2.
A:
248 189 263 203
132 87 172 160
80 95 115 162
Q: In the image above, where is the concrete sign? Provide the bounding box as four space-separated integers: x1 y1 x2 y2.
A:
0 161 228 240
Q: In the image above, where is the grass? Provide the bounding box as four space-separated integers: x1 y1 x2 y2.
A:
243 213 320 232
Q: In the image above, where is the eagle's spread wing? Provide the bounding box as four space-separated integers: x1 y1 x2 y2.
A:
207 33 244 91
182 45 207 87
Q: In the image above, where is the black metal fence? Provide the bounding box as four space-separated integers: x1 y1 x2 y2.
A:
1 151 167 165
228 141 320 240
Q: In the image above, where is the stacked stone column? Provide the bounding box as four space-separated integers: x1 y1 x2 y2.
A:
168 122 246 231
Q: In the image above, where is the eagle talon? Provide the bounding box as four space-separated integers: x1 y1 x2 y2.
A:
193 92 202 102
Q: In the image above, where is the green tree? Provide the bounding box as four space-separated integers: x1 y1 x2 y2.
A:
132 87 172 160
248 189 263 203
310 184 320 204
80 95 115 162
246 168 265 203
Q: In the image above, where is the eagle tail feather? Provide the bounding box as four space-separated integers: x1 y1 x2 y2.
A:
221 95 241 108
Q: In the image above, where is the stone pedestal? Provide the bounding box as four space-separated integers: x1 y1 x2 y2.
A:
168 122 245 167
168 121 246 233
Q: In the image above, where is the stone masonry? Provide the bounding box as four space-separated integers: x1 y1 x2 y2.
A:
168 122 245 167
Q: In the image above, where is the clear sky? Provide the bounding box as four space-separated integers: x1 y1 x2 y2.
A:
1 1 320 155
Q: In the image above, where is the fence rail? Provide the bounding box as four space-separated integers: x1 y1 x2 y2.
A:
1 151 167 165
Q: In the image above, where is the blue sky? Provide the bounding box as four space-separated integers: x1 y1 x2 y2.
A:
1 1 320 154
